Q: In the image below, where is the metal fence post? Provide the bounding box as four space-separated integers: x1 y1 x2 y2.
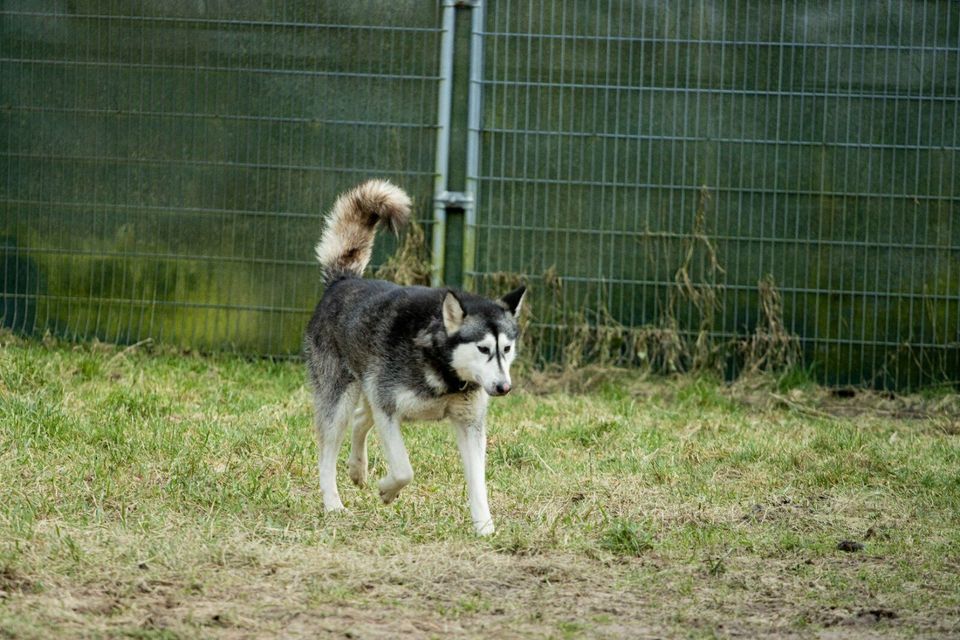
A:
462 0 485 292
430 2 456 287
432 0 483 289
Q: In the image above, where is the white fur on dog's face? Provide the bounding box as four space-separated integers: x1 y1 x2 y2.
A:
451 332 517 396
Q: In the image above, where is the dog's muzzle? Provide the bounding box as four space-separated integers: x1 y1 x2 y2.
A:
491 382 511 396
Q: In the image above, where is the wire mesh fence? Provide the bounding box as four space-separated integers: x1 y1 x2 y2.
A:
471 1 960 388
2 1 959 389
1 1 441 355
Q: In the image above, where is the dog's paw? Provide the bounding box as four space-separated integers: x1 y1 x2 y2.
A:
379 486 400 504
378 471 412 505
378 478 403 504
324 502 349 515
348 459 367 487
474 520 495 536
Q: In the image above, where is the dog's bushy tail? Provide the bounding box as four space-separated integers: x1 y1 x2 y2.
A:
315 179 412 283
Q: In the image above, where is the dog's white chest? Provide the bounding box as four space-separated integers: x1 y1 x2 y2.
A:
394 389 453 421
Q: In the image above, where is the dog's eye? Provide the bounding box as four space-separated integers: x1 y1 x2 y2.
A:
504 345 511 353
477 345 491 355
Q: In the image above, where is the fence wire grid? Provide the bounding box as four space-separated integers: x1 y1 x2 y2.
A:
1 2 441 355
2 1 959 389
473 1 959 388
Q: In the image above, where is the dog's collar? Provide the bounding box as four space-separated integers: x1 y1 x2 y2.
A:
445 371 473 395
437 363 475 395
454 379 479 395
422 339 478 395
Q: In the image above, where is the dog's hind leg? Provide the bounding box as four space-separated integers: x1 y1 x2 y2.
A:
314 382 360 513
348 395 374 487
370 405 413 504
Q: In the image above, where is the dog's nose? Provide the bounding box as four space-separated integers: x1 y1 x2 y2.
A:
495 382 511 395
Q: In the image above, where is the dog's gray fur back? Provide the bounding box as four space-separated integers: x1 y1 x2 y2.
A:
307 280 518 408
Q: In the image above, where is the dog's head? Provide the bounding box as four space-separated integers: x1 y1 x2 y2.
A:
442 286 526 396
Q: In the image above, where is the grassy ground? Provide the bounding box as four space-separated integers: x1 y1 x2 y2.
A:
1 336 959 639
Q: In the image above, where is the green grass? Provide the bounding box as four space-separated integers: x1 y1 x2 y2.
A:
1 336 959 638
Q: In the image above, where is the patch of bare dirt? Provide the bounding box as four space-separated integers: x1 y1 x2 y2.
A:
728 378 960 421
0 566 39 600
3 546 958 639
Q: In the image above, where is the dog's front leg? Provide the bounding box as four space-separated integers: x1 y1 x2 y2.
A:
453 413 494 536
372 407 414 504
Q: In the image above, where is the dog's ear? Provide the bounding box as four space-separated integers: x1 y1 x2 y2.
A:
501 285 526 318
442 290 465 334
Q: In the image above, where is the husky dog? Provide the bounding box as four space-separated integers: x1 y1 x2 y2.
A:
304 180 525 536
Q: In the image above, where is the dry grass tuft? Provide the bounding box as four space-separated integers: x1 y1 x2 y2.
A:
374 217 431 286
737 274 802 377
487 185 779 386
666 185 725 373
